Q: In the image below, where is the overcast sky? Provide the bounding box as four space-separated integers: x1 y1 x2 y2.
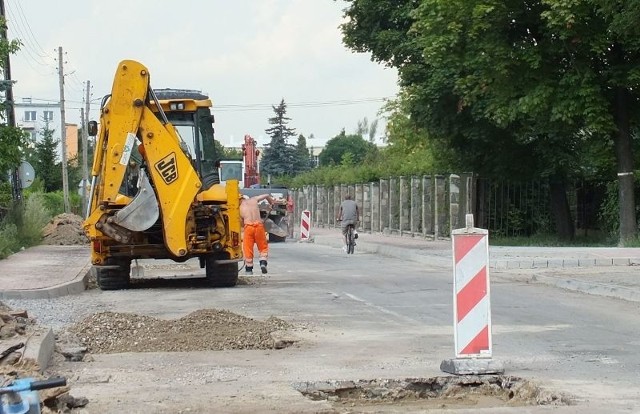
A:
6 0 398 148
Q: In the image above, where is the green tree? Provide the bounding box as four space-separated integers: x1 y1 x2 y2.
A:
27 123 61 192
0 125 26 175
0 18 24 181
221 146 243 160
319 130 377 166
261 99 298 176
341 0 640 243
356 117 379 143
294 134 313 173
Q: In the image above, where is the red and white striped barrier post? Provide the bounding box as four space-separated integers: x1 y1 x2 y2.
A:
441 214 504 375
300 209 311 241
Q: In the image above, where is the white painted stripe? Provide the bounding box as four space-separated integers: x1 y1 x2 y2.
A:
456 295 489 355
455 236 487 292
343 292 419 325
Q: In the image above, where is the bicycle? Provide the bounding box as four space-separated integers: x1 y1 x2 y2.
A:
345 224 356 254
0 376 67 414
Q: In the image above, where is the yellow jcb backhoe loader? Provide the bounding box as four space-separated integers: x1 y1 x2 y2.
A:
83 60 242 290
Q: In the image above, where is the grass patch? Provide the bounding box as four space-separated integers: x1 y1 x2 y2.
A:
0 193 52 259
490 232 616 247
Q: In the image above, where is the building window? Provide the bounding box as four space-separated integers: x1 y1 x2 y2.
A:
43 111 54 122
30 131 37 143
24 111 36 121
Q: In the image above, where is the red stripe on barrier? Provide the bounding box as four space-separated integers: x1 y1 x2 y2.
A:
454 234 483 264
456 267 487 322
460 325 489 355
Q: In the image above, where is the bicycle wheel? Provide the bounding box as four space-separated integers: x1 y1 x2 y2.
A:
347 226 355 254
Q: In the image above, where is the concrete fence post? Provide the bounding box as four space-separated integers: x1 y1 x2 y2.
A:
389 178 399 233
435 175 447 238
307 185 318 227
333 185 340 227
449 174 461 233
322 185 330 227
371 182 380 233
316 185 324 227
380 179 390 232
362 183 371 232
410 176 421 235
422 176 434 237
400 176 411 234
356 184 364 227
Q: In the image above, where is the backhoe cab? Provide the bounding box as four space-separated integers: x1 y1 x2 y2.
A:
83 60 242 290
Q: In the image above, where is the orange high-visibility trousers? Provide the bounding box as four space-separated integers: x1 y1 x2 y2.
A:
243 222 268 267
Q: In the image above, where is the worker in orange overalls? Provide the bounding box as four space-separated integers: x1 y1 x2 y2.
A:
240 193 274 275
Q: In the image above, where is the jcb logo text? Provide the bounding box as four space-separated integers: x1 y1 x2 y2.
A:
155 153 178 185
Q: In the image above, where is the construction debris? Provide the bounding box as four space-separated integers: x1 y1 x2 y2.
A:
41 213 88 246
0 301 87 412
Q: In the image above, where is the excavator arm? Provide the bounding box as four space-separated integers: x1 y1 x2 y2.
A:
86 60 201 257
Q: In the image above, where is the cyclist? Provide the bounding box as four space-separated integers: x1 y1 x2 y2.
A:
337 194 359 252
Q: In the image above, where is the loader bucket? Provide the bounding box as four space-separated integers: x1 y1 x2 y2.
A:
264 216 288 238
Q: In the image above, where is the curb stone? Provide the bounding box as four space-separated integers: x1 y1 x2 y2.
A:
0 261 91 300
532 274 640 303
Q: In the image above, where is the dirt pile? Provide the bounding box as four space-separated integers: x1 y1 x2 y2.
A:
42 213 88 245
67 309 293 353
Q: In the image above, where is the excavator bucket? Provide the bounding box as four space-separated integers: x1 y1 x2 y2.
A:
264 216 288 237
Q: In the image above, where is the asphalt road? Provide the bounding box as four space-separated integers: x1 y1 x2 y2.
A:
20 241 640 413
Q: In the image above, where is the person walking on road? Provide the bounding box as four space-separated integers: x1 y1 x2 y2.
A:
337 194 359 252
240 193 274 275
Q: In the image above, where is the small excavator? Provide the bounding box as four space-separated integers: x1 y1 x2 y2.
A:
83 60 243 290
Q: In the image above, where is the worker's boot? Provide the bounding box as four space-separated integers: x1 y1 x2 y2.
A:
245 266 253 275
260 260 268 274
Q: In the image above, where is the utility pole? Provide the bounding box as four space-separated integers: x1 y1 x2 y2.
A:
80 107 86 215
57 46 70 213
81 80 90 216
0 0 21 202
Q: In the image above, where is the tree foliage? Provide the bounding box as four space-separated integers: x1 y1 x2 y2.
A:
341 0 640 243
0 125 26 175
26 123 61 192
356 116 379 143
0 19 24 180
294 134 313 172
261 99 311 177
319 130 377 166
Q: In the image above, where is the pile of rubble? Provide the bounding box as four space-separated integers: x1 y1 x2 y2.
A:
0 302 87 413
41 213 88 246
67 309 294 353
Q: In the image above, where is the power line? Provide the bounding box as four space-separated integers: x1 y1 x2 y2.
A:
214 97 392 112
14 96 90 105
4 3 56 77
16 96 391 109
5 5 52 66
8 0 52 59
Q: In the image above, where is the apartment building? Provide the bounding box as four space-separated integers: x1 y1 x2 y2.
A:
14 98 78 160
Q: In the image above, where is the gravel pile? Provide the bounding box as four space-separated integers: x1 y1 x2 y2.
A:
66 309 291 353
